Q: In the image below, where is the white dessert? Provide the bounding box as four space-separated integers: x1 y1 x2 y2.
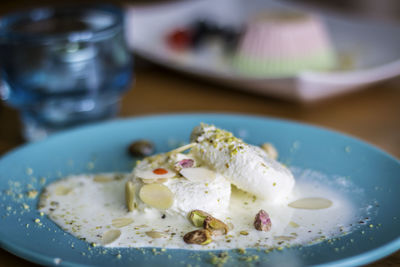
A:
132 157 231 218
190 124 295 203
38 124 363 251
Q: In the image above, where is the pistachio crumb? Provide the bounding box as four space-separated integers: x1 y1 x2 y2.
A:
237 248 246 254
27 190 38 199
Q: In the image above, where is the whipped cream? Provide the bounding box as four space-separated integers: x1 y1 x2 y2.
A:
190 124 295 203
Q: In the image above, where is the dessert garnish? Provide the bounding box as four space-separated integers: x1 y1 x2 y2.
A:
260 143 278 160
203 216 229 235
254 209 272 232
139 184 174 210
175 159 194 170
180 167 216 183
128 140 154 157
145 231 168 239
189 210 212 227
183 229 212 245
125 181 136 212
111 217 134 228
102 229 121 245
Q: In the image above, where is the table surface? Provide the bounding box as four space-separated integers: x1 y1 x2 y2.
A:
1 58 400 266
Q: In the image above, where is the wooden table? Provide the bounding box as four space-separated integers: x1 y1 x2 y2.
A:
1 58 400 265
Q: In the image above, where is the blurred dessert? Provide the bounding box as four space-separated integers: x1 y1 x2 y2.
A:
165 20 241 54
233 12 336 76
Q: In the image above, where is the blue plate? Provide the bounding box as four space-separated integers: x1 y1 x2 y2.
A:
0 114 399 266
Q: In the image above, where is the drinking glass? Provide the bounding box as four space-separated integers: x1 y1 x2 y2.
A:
0 5 133 141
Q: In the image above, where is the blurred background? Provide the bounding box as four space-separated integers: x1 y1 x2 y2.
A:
0 0 398 150
0 0 398 146
0 1 399 265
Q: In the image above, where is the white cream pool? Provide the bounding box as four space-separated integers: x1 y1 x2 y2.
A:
39 170 360 250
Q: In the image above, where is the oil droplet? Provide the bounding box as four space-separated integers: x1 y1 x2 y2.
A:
288 198 332 210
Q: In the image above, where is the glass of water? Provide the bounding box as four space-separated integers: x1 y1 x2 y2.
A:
0 5 133 141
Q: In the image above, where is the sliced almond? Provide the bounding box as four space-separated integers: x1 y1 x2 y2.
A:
125 181 136 212
288 197 332 210
112 217 134 228
180 167 216 183
135 168 176 180
145 231 168 238
139 184 174 210
54 186 73 196
93 175 114 183
102 229 121 245
141 178 168 184
274 235 296 241
260 143 278 160
168 143 197 154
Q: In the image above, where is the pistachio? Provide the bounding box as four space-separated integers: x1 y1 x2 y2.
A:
27 190 38 199
260 143 278 160
188 210 212 227
204 216 229 235
145 231 168 239
254 209 272 232
240 231 249 236
139 184 174 210
102 229 121 245
125 181 136 212
174 159 194 172
128 140 154 157
183 229 212 245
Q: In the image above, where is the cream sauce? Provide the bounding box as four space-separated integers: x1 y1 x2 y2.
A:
39 170 359 250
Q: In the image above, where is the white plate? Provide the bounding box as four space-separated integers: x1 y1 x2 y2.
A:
125 0 400 101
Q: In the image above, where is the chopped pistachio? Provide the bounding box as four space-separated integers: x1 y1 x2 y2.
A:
188 210 212 227
27 190 38 199
203 216 229 235
254 209 272 232
183 229 212 245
